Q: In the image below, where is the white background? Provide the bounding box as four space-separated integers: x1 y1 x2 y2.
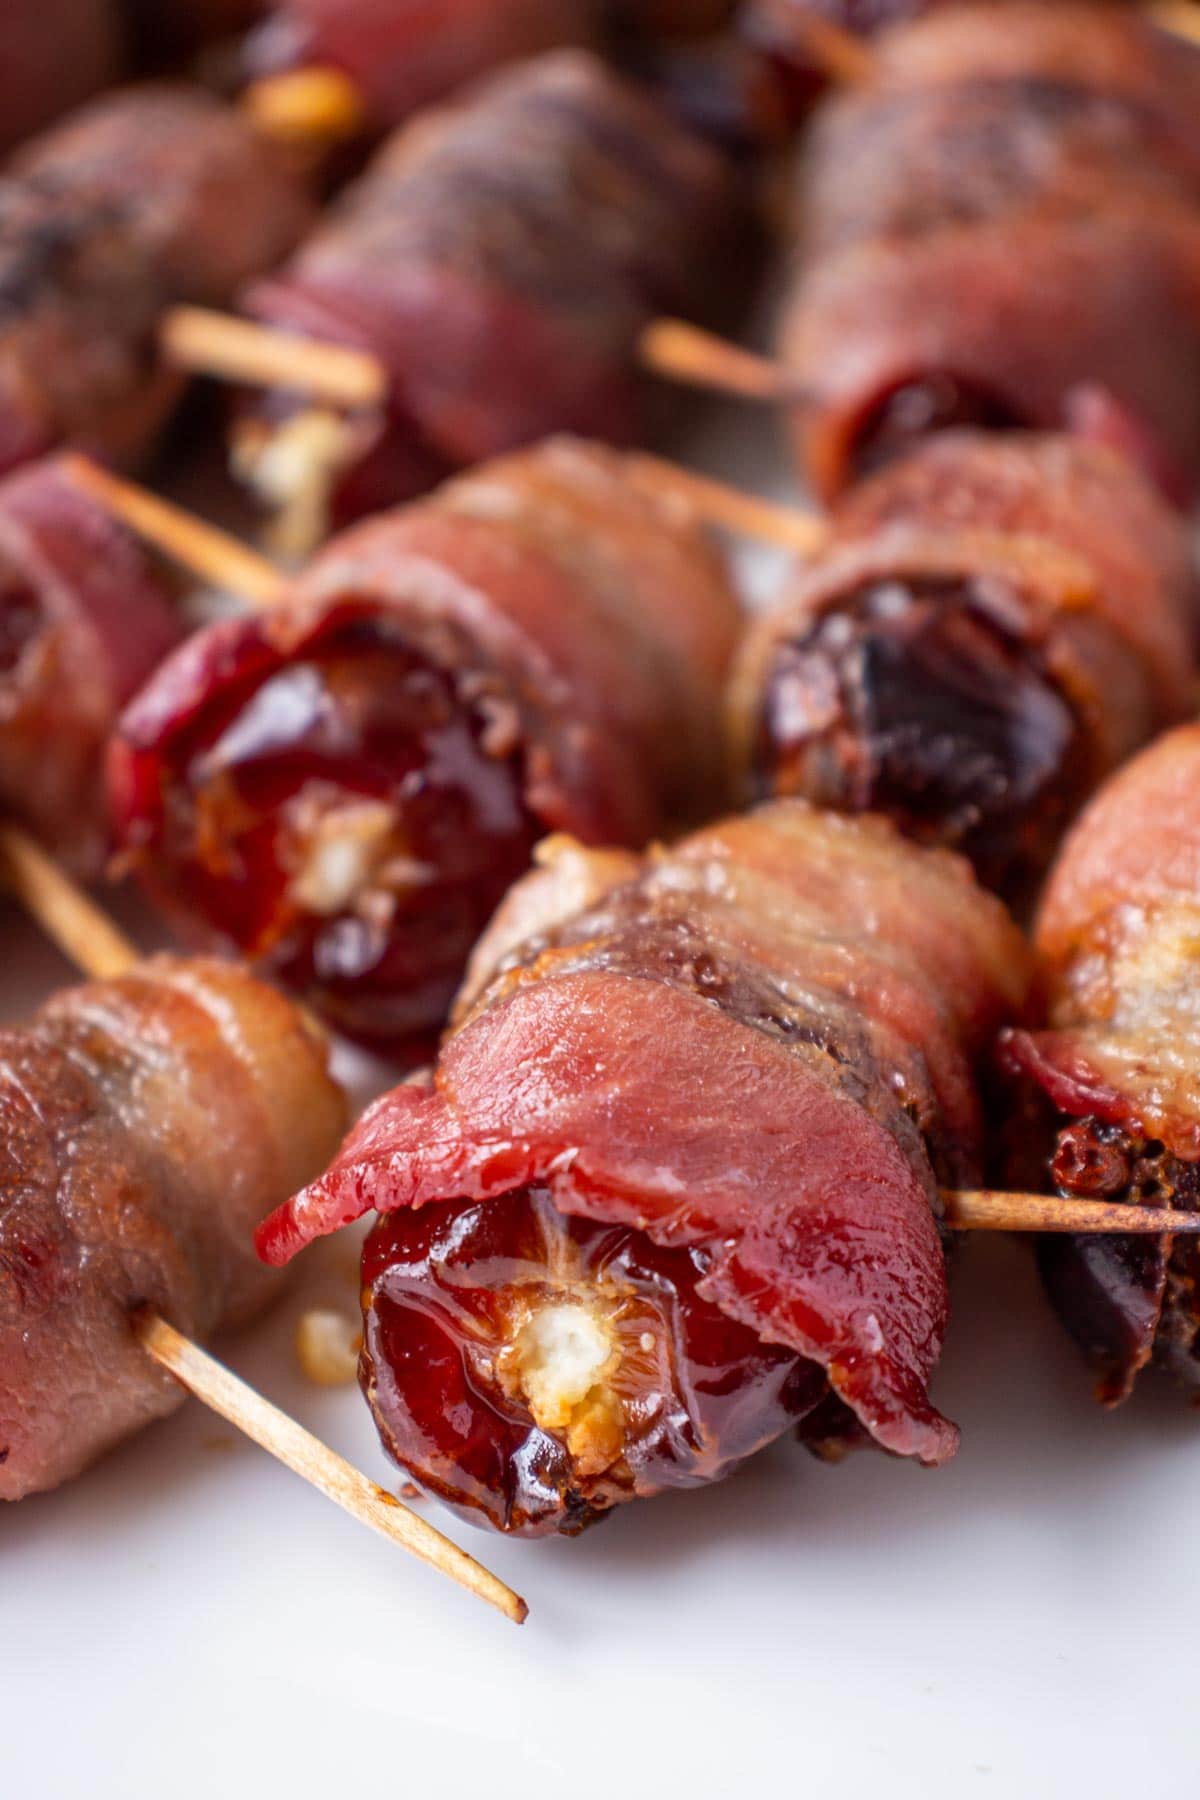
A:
4 416 1196 1800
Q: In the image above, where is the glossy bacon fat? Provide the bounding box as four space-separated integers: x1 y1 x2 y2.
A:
0 456 181 871
237 52 745 534
780 5 1200 501
1000 727 1200 1405
732 430 1195 908
0 955 346 1501
259 805 1030 1535
0 83 311 478
109 438 740 1049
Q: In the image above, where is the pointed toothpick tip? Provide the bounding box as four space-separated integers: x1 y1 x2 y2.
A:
135 1309 529 1623
2 832 525 1623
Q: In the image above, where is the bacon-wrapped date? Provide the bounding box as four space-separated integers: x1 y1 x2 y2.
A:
108 436 741 1049
0 1 123 154
0 456 181 871
1000 726 1200 1406
236 52 747 531
778 4 1200 501
0 954 347 1501
257 805 1030 1535
0 83 311 478
730 430 1195 907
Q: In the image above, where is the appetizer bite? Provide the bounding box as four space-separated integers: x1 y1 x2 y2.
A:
0 953 346 1500
231 52 748 537
259 804 1031 1534
731 429 1195 906
775 4 1200 501
1001 726 1200 1406
0 83 311 475
108 437 741 1049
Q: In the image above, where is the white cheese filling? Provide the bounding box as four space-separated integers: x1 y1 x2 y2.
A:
513 1303 616 1434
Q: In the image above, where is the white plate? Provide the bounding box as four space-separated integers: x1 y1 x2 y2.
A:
4 420 1195 1800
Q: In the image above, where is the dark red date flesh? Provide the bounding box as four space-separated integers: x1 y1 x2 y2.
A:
752 574 1087 906
1035 1118 1200 1404
850 376 1028 484
126 617 537 1049
361 1186 827 1536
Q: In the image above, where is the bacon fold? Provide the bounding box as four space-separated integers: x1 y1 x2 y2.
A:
262 803 1031 1468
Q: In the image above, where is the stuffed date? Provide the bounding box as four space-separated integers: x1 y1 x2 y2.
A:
258 806 1030 1534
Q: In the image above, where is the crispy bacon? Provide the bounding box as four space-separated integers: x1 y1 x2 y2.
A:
259 804 1030 1534
779 4 1200 500
0 456 182 870
731 430 1195 908
0 955 347 1501
109 437 741 1049
1000 726 1200 1405
237 52 747 529
0 83 312 478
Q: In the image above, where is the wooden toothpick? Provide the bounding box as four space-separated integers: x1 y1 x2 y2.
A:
0 823 526 1624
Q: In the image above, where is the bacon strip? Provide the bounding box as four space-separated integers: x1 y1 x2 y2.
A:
779 4 1200 501
0 456 182 870
1000 725 1200 1403
238 53 746 523
0 83 312 477
0 956 347 1501
261 803 1031 1469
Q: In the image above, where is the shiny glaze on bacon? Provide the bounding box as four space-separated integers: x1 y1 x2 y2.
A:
259 806 1030 1535
237 52 746 523
109 437 741 1049
0 83 311 477
778 4 1200 501
0 955 347 1501
1000 726 1200 1405
731 430 1195 908
0 456 181 870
